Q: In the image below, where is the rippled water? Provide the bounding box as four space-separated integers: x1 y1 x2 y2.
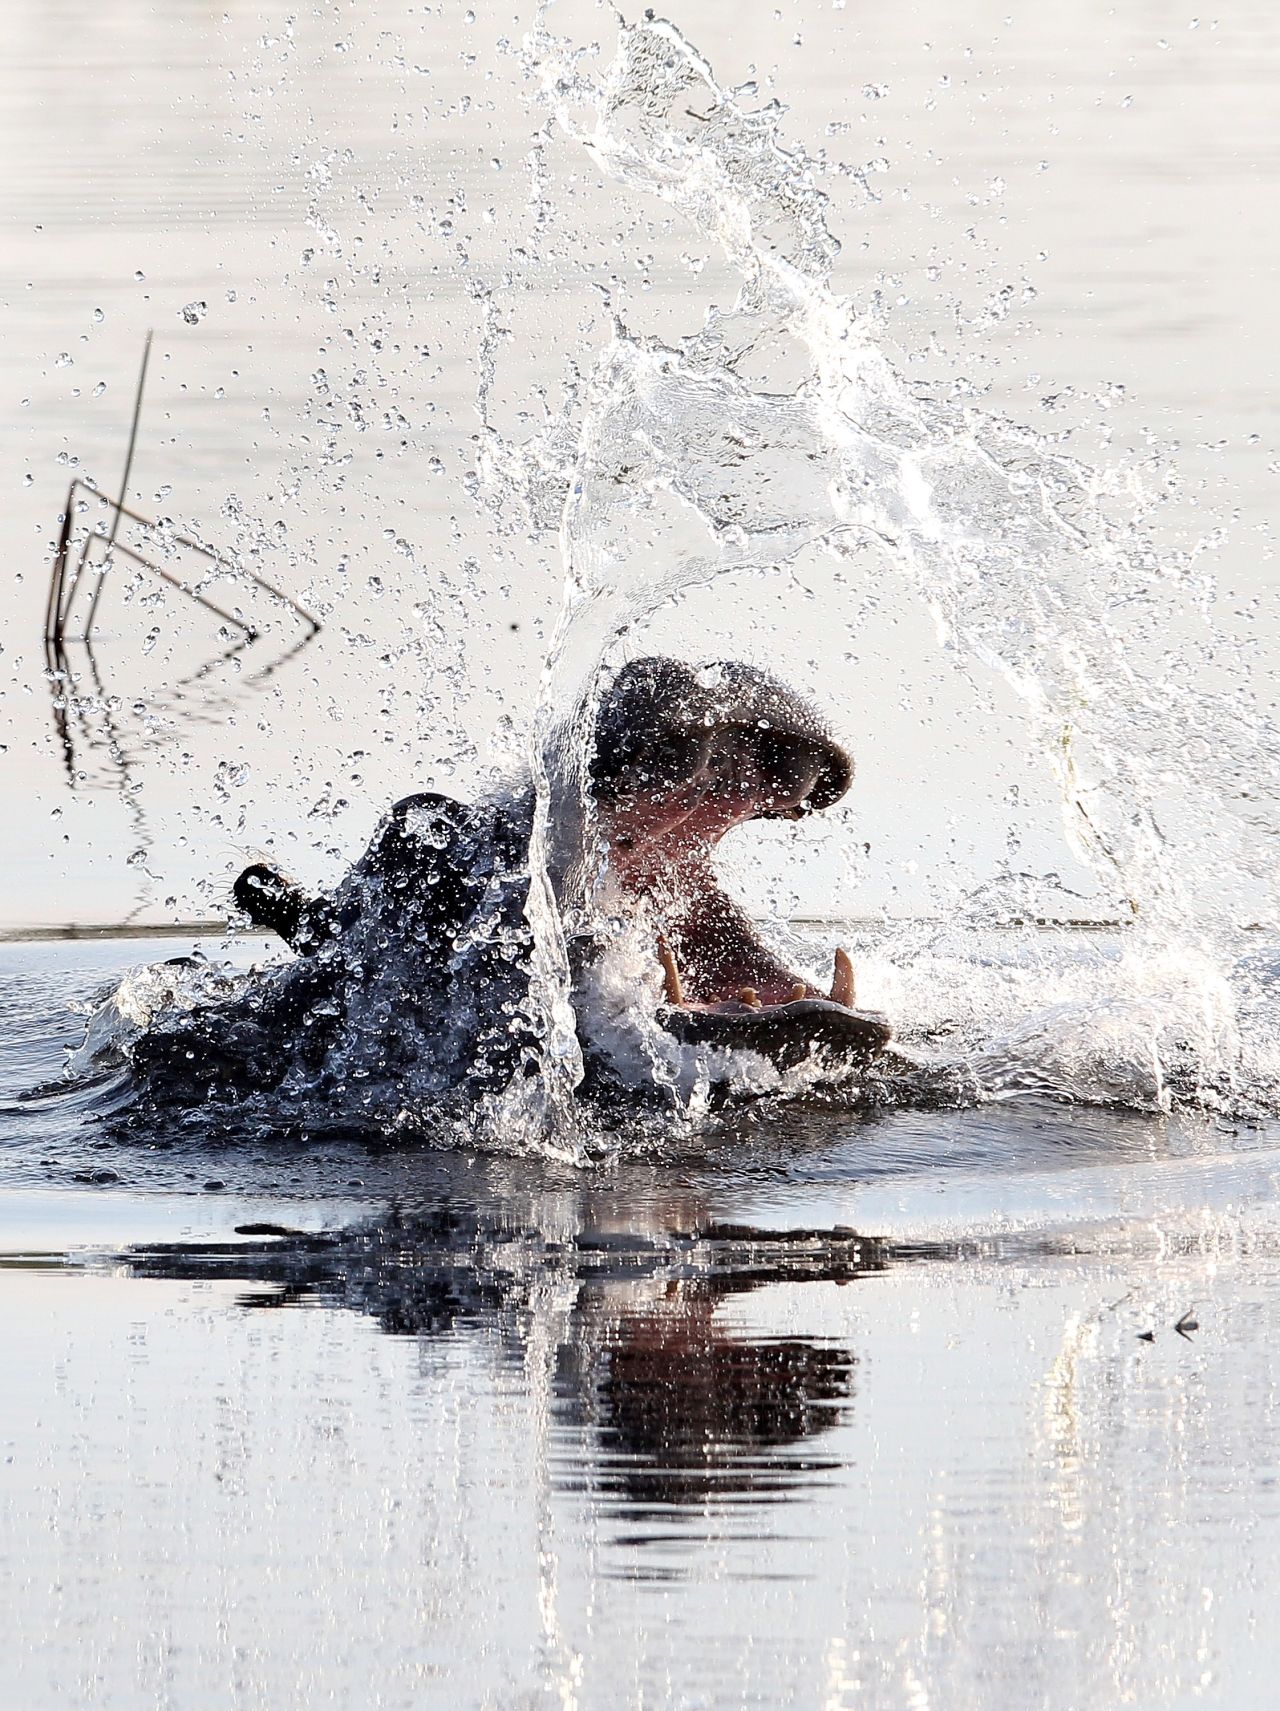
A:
3 0 1280 1703
9 939 1280 1707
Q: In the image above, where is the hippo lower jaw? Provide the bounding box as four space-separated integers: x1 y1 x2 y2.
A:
658 998 893 1073
628 909 891 1075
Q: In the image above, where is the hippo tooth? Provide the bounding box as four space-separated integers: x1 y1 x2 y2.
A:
657 937 684 1006
830 947 855 1008
738 987 762 1009
790 982 808 1002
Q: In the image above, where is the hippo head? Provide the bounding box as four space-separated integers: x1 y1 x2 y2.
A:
585 658 891 1075
222 655 891 1105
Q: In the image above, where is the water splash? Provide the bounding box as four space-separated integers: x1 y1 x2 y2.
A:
61 11 1280 1153
474 11 1278 1139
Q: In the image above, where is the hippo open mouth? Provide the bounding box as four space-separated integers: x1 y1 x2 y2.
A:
587 659 892 1074
207 655 891 1105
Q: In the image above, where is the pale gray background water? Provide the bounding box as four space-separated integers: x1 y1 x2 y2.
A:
2 3 1279 1707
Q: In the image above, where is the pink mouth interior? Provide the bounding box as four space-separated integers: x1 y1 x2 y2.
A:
601 767 848 1016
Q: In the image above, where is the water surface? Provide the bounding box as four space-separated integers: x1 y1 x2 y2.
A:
6 936 1280 1708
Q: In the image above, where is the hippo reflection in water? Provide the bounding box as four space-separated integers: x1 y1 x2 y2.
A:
130 658 891 1111
126 1193 880 1515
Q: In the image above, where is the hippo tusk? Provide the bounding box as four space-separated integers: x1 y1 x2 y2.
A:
657 937 684 1006
830 947 855 1008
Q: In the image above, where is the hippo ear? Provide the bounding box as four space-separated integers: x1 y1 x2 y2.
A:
233 864 336 954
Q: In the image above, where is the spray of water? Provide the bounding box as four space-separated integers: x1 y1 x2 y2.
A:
478 10 1279 1139
70 9 1279 1152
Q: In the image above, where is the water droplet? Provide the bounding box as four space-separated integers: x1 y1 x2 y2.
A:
181 301 207 325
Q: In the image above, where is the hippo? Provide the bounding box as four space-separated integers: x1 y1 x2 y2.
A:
127 657 892 1115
